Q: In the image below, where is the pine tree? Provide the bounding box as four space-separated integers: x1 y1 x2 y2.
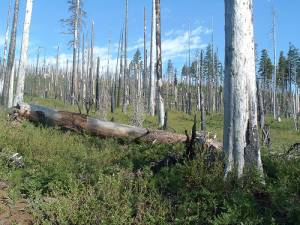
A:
258 49 273 84
277 51 287 116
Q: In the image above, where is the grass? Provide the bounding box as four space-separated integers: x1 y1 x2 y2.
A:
0 97 299 224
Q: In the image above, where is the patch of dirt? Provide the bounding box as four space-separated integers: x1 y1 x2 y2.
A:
0 181 33 225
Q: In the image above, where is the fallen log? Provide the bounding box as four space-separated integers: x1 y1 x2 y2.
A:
11 103 222 149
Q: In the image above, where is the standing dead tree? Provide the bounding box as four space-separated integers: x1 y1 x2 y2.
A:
143 6 148 100
148 0 156 116
2 0 20 107
1 0 12 96
198 50 206 131
14 0 34 106
272 6 278 120
95 57 100 110
61 0 86 105
155 0 165 127
122 0 129 113
85 20 95 113
223 0 263 179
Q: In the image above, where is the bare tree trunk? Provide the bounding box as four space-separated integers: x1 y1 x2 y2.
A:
296 87 300 130
293 90 298 131
1 0 12 96
14 0 33 105
272 7 277 119
34 47 41 97
199 50 206 131
143 6 148 100
187 24 192 115
215 49 220 112
85 33 90 102
63 60 69 102
95 57 100 110
88 21 94 101
8 63 15 108
155 0 165 127
71 0 80 104
2 0 20 107
81 33 85 103
112 31 122 113
149 0 156 116
211 18 216 113
122 0 129 113
224 0 263 179
54 45 60 98
257 79 265 129
174 71 178 110
117 30 124 108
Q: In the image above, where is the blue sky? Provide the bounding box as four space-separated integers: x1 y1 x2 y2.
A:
0 0 300 72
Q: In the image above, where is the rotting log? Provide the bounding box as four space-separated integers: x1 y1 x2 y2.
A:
11 103 222 149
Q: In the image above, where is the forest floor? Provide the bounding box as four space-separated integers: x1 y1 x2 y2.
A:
0 97 299 224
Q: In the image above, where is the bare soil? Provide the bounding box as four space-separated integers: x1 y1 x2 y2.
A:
0 181 33 225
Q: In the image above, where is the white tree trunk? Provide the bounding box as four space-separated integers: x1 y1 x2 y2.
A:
155 0 165 127
88 20 95 99
8 63 15 108
197 53 201 111
2 0 12 68
293 90 298 130
1 0 12 96
247 34 264 177
296 87 299 115
149 0 156 116
122 0 129 113
272 8 277 119
14 0 33 106
2 0 19 107
71 0 80 103
143 6 148 98
224 0 263 178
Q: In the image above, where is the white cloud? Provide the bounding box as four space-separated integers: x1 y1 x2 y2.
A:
127 25 210 61
162 25 208 60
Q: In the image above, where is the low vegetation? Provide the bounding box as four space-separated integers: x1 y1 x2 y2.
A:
0 99 299 224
